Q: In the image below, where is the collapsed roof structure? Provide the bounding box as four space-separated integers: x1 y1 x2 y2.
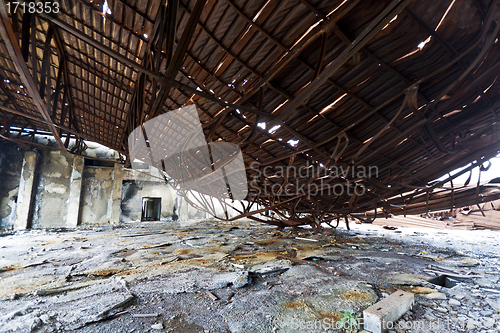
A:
0 0 499 227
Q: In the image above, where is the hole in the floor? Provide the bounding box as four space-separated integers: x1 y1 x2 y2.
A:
428 275 460 288
428 275 447 287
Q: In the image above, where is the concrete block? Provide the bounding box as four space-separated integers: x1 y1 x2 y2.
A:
363 290 414 333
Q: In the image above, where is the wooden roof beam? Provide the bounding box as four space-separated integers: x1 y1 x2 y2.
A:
355 20 500 169
277 0 415 121
42 13 267 118
205 0 416 168
297 0 328 20
41 5 402 167
147 0 205 120
202 0 361 129
0 0 66 150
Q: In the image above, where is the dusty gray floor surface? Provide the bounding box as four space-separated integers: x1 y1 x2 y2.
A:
0 219 499 332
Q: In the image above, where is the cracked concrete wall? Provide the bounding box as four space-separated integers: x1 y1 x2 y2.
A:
119 168 224 221
0 144 25 229
32 150 74 229
119 181 232 222
1 143 215 229
80 166 115 226
14 151 39 230
120 180 176 222
66 156 84 228
110 163 123 224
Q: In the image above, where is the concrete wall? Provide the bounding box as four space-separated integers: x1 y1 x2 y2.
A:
80 166 115 226
0 141 242 230
120 180 176 222
32 150 73 228
0 143 24 229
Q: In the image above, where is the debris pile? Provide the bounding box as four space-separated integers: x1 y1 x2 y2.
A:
0 220 498 332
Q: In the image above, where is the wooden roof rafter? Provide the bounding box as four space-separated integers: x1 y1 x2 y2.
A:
0 0 499 227
0 0 65 149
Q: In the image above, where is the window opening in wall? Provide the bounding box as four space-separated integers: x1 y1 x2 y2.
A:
84 158 115 168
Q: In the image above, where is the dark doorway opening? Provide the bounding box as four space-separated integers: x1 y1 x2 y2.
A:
141 197 161 221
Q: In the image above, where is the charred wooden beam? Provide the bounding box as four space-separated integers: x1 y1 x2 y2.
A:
20 11 30 61
147 0 205 120
202 0 362 130
30 14 37 85
164 0 178 67
52 26 80 133
39 25 53 100
277 0 415 121
0 104 121 150
0 1 65 149
312 33 328 81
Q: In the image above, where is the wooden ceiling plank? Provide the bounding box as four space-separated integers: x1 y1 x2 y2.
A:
201 0 362 130
43 12 266 120
147 0 205 119
277 0 415 122
0 0 66 150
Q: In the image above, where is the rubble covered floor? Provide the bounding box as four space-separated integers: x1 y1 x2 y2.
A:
0 220 499 332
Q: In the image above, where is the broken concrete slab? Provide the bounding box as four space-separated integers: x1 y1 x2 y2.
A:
485 295 500 312
151 322 163 330
34 280 104 296
1 219 499 332
475 275 499 288
0 279 134 332
454 258 481 267
386 273 428 286
424 292 447 300
248 259 292 275
129 268 251 295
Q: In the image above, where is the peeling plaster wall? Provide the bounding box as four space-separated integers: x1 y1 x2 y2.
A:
120 180 176 222
118 167 235 222
1 142 216 230
0 144 24 229
32 150 73 228
80 166 115 226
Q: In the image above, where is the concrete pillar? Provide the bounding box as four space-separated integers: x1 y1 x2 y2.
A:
110 163 123 224
14 151 38 230
66 155 84 228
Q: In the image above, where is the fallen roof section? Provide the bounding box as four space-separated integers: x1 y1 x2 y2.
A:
0 0 500 227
